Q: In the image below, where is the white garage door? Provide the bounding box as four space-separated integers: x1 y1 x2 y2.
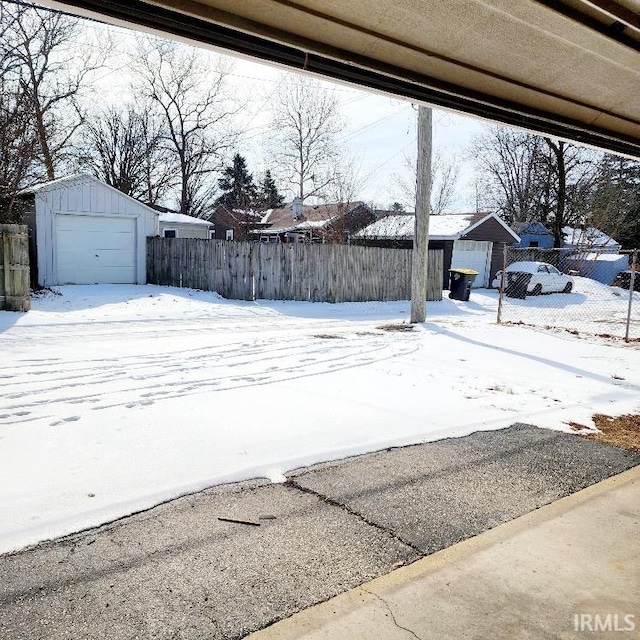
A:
451 240 492 287
55 214 137 284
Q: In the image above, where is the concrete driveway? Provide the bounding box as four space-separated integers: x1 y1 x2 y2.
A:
1 424 638 639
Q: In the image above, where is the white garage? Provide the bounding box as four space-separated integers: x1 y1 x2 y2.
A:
20 175 159 286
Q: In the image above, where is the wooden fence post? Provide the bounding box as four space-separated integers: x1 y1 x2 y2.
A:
1 225 31 312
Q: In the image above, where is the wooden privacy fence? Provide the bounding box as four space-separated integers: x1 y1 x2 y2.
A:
147 238 443 303
0 224 30 312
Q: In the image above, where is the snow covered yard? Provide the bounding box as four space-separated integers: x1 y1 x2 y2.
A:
500 276 640 340
1 284 639 555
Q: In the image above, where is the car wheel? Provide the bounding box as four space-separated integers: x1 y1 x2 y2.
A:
532 283 542 296
563 282 573 293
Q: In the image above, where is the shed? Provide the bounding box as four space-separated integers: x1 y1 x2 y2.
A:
353 212 519 288
18 174 159 286
158 211 213 239
512 221 554 249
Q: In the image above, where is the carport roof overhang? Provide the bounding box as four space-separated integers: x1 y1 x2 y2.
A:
40 0 640 158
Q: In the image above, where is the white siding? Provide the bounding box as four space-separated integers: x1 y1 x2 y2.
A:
158 221 211 239
34 176 159 286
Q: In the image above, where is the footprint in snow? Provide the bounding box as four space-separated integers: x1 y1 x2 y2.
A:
50 416 81 426
125 400 154 408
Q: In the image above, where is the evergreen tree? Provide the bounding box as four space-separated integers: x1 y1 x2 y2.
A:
587 155 640 249
257 170 285 209
217 153 257 209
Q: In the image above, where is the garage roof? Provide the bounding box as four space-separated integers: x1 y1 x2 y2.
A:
40 0 640 157
354 212 520 241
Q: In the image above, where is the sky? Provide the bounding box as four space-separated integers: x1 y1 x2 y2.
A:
71 8 489 211
226 58 487 210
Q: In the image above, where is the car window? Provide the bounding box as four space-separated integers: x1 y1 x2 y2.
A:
537 265 548 273
548 266 560 275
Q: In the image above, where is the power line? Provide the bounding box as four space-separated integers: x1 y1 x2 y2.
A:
339 107 409 145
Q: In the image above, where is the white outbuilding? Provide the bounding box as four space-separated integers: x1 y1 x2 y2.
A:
158 211 214 239
19 174 159 286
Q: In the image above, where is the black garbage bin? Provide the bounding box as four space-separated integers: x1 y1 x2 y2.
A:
448 268 478 301
505 271 532 299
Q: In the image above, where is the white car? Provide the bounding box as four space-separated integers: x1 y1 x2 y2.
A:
492 261 574 294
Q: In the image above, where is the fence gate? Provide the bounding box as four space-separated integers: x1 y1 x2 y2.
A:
0 224 30 312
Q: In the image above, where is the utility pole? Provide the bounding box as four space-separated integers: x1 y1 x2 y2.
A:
410 106 433 323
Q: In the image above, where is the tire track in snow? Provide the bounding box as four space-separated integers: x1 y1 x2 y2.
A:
0 333 418 426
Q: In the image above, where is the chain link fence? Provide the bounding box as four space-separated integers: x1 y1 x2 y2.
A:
497 247 639 342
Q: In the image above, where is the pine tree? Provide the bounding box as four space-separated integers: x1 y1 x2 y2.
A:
217 153 257 209
588 155 640 249
257 170 285 209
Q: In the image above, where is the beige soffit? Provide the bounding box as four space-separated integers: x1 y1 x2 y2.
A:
41 0 640 157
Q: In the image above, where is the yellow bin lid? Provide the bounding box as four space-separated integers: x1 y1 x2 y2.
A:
449 268 479 275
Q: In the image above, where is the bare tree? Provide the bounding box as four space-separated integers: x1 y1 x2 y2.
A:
76 103 174 204
0 75 38 222
1 3 108 180
324 153 363 205
133 39 238 217
321 154 369 243
471 128 547 223
0 9 35 220
270 74 343 202
393 150 460 214
472 126 599 245
543 138 599 246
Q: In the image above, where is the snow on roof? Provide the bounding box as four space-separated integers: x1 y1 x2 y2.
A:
18 174 162 220
159 212 213 226
353 214 414 239
562 226 619 248
262 201 364 229
511 220 552 235
17 173 95 195
260 209 274 224
354 213 478 239
568 252 627 262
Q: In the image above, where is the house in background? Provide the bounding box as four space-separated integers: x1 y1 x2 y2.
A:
18 174 158 287
512 221 554 248
255 200 375 244
206 204 268 241
510 221 625 284
353 212 520 288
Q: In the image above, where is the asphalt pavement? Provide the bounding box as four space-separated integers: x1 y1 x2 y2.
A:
1 424 638 639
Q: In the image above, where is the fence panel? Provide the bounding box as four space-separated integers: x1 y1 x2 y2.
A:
0 224 30 312
147 238 443 304
497 246 638 342
427 249 443 303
